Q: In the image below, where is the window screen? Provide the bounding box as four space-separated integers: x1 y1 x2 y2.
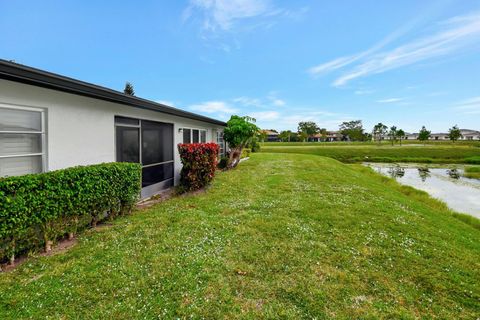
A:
183 128 191 143
0 107 44 178
141 120 173 165
192 129 199 143
116 127 140 163
216 131 225 156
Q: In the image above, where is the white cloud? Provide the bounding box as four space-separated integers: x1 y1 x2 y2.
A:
189 101 237 114
267 91 286 107
233 96 262 107
453 96 480 114
332 11 480 86
249 111 280 121
271 98 285 107
376 98 404 103
308 56 362 76
308 11 480 87
307 8 431 77
184 0 274 31
156 100 175 107
233 92 286 108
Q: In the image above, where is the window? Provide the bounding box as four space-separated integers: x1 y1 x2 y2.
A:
116 127 140 163
182 128 207 143
183 129 191 143
192 129 199 143
216 131 225 156
0 105 45 177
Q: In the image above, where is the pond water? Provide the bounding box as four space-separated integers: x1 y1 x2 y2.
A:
364 163 480 218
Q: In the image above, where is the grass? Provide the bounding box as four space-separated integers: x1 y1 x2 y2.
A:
464 166 480 179
262 140 480 147
261 143 480 164
1 153 479 319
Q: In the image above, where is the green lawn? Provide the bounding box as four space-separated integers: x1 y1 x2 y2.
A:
464 166 480 179
1 153 479 319
261 143 480 164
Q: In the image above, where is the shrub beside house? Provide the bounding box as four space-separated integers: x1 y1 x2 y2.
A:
0 162 141 265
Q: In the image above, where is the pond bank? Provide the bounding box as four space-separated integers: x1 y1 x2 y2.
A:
365 163 480 218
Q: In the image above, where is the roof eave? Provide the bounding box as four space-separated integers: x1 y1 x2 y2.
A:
0 60 226 127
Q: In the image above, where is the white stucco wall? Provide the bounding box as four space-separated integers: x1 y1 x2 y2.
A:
0 79 225 185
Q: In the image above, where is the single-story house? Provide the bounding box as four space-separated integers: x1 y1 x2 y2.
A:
309 131 342 142
404 132 417 140
458 129 480 140
430 132 449 140
402 129 479 141
0 60 226 198
260 129 280 142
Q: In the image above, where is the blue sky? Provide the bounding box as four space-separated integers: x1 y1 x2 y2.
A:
1 0 480 132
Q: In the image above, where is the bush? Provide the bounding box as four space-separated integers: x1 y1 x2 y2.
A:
247 136 261 152
178 143 219 192
0 162 141 264
218 156 229 169
241 148 251 159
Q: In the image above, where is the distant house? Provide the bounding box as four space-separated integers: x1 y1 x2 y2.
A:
261 129 280 142
428 129 480 140
403 129 480 141
309 131 342 142
404 132 418 140
430 132 450 140
459 129 480 140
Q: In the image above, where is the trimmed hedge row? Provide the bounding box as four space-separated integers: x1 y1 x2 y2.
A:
0 162 141 264
178 143 219 192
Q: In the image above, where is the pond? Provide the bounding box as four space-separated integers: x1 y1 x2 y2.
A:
364 163 480 219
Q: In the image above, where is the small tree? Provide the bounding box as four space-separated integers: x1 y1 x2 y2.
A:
339 120 364 141
279 130 293 142
298 121 319 141
223 116 259 168
418 126 431 145
124 82 135 96
258 131 268 142
388 126 397 146
397 129 405 146
372 123 388 144
448 125 462 143
298 131 308 142
320 128 327 142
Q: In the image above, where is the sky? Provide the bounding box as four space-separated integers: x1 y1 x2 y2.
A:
1 0 480 133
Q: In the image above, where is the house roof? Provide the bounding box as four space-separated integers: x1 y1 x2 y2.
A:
0 59 226 126
460 129 480 134
261 129 279 135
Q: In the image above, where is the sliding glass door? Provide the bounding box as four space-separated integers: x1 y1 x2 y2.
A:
115 116 174 197
141 120 174 189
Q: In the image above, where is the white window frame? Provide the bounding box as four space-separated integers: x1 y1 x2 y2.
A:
216 130 225 156
181 127 208 143
0 103 47 175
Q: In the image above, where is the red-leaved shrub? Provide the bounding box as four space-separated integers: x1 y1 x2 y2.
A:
178 143 219 192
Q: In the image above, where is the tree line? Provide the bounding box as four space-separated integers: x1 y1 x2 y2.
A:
275 121 464 143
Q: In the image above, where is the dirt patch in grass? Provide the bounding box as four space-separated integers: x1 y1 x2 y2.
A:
1 236 78 272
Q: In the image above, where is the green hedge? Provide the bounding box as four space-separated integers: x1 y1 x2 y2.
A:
0 162 141 264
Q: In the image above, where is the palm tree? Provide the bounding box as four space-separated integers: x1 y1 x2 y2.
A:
397 129 405 146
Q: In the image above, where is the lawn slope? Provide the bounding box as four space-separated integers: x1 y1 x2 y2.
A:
0 153 479 319
261 144 480 163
